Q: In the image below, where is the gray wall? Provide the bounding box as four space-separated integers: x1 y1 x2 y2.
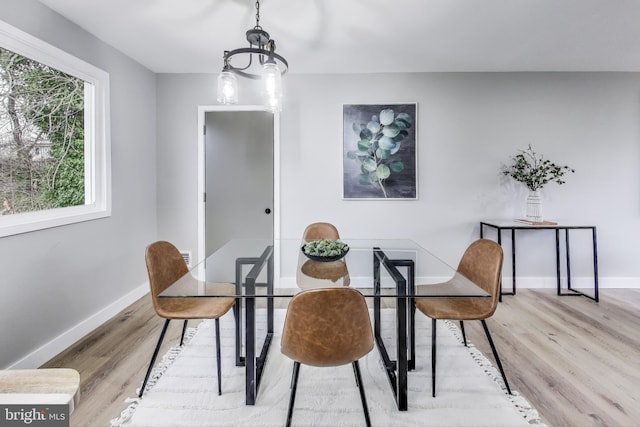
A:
282 72 640 283
158 72 640 287
0 0 157 368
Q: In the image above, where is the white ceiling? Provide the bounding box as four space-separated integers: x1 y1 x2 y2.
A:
37 0 640 74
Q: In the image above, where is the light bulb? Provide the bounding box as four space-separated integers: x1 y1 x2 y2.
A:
262 61 282 112
217 70 238 104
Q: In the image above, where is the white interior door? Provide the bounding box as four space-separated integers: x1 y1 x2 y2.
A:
204 110 274 255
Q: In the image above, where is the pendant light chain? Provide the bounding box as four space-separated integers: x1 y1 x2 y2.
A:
255 0 261 30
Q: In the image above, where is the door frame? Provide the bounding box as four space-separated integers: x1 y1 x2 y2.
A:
197 105 280 264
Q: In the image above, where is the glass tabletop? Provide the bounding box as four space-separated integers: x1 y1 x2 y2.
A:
159 238 489 298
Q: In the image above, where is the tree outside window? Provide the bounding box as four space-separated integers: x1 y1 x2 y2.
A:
0 46 85 216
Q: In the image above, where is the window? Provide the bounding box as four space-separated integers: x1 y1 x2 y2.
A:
0 20 110 237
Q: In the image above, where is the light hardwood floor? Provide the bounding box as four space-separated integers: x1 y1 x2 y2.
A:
42 289 640 427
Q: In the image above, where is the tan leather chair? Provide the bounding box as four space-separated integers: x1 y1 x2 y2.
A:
139 241 235 397
298 222 350 286
302 222 340 241
414 239 512 397
281 287 374 427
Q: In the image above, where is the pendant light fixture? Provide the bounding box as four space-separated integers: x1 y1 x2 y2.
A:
216 0 288 112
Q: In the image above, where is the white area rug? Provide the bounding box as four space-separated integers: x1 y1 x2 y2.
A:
111 310 544 427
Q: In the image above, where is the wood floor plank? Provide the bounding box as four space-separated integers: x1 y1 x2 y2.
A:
40 289 640 427
462 289 640 427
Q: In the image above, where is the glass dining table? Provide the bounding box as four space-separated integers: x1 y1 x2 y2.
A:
159 238 488 411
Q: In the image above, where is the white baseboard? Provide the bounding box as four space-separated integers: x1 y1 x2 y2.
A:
7 283 149 370
280 276 639 289
500 276 638 289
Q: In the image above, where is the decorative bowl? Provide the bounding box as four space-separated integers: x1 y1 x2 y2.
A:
301 239 350 262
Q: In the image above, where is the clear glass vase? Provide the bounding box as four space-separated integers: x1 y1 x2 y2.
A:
525 190 543 222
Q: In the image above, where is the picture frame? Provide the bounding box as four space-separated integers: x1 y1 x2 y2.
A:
342 103 418 200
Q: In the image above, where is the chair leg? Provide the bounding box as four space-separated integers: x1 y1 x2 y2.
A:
480 320 512 395
139 318 171 398
352 361 372 427
286 362 301 427
431 318 437 398
459 320 467 347
179 320 188 346
215 318 222 395
352 362 360 387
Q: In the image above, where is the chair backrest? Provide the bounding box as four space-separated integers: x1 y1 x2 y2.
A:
281 287 373 367
145 241 189 312
302 222 340 241
456 239 504 312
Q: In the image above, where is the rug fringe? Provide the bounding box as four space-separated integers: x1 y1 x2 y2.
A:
109 323 201 427
109 397 140 427
443 320 548 426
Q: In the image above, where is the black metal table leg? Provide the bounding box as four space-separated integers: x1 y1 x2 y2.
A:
480 222 514 300
511 228 516 295
481 221 598 302
255 250 275 388
245 278 256 405
592 228 600 302
236 246 274 406
566 229 572 291
235 257 259 367
557 227 599 302
372 248 413 411
555 229 561 295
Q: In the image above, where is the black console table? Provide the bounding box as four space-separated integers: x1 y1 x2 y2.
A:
480 220 599 302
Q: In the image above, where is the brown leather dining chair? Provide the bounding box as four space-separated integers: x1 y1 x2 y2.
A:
281 287 374 427
298 222 350 286
302 222 340 241
414 239 512 397
139 241 235 397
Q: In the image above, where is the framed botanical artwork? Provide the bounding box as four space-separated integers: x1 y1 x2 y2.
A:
343 103 418 199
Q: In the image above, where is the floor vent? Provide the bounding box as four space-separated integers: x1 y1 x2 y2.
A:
180 251 192 267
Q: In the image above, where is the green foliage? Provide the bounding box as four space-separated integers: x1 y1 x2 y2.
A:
502 145 574 191
346 109 412 198
22 54 85 208
42 137 85 207
303 239 349 257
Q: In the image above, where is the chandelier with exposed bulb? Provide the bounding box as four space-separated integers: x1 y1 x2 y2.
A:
216 0 288 113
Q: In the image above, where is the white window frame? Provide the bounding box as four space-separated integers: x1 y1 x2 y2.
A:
0 20 111 237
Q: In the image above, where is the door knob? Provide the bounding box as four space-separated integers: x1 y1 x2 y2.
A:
265 208 271 215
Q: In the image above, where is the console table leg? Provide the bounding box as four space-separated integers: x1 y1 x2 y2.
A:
481 221 599 303
593 228 600 302
511 229 516 295
497 229 503 302
565 229 572 291
555 229 561 296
